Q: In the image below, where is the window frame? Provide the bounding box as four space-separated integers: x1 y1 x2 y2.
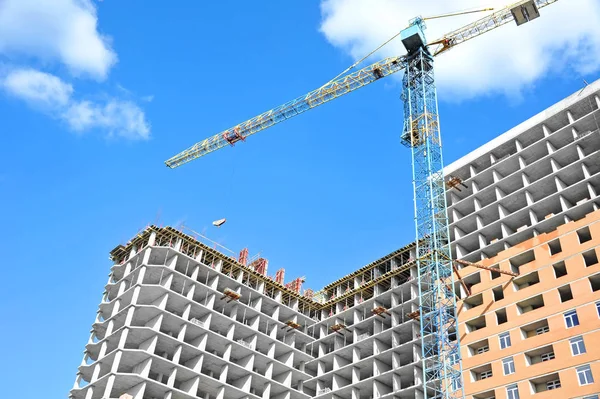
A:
476 345 489 355
576 365 594 386
536 325 549 335
541 352 555 362
499 331 511 349
503 357 515 375
564 309 580 328
480 370 493 380
546 379 561 390
506 384 520 399
570 336 586 356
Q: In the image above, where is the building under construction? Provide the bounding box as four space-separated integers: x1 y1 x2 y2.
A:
70 81 600 399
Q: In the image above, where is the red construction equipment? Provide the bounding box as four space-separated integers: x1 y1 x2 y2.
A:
282 320 301 331
285 276 306 294
220 288 241 303
249 258 269 275
238 248 249 266
275 268 285 284
331 323 346 334
372 306 391 318
303 289 314 299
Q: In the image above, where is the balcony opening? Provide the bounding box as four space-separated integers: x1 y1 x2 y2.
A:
548 239 562 256
577 226 592 243
520 319 549 339
464 293 484 310
463 272 482 293
466 315 487 332
468 339 489 356
525 344 555 365
490 269 501 280
558 284 573 302
583 249 599 267
473 391 495 399
530 373 561 393
516 294 544 315
492 286 504 301
489 265 501 280
509 250 535 274
590 273 600 292
553 261 567 278
513 271 540 291
496 308 508 325
470 363 493 382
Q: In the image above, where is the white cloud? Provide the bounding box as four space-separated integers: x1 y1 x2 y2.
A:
2 68 150 140
63 99 151 140
3 68 73 107
0 0 116 79
320 0 600 100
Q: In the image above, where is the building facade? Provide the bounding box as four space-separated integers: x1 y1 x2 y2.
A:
445 79 600 399
71 80 600 399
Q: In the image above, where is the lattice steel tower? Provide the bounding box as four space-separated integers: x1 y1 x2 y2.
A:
400 18 463 399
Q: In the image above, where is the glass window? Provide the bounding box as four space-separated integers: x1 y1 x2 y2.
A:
480 370 493 380
536 325 549 335
565 310 580 328
503 357 515 375
577 365 594 385
583 395 599 399
451 377 461 392
570 336 586 356
546 379 561 390
499 332 511 349
596 302 600 318
541 352 555 362
507 384 520 399
449 351 459 365
477 346 489 354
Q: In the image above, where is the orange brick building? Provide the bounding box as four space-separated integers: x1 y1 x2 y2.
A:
447 79 600 398
457 210 600 398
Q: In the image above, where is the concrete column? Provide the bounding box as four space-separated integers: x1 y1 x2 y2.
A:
124 306 136 326
219 364 229 383
129 246 137 260
172 344 183 365
261 383 271 399
84 386 94 399
167 368 177 388
542 124 552 137
91 363 101 382
111 299 121 318
174 238 183 251
567 110 575 124
148 231 157 246
223 343 232 362
105 320 115 336
118 328 129 349
515 139 523 151
265 362 274 379
190 265 200 281
142 247 152 265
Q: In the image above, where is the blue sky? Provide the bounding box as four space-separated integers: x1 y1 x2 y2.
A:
0 1 599 397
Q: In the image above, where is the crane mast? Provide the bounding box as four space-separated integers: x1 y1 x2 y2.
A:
399 17 462 398
165 1 559 398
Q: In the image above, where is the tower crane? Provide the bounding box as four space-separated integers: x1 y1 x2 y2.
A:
165 1 558 398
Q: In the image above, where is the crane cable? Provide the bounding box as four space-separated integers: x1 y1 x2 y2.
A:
316 6 495 90
317 30 403 90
